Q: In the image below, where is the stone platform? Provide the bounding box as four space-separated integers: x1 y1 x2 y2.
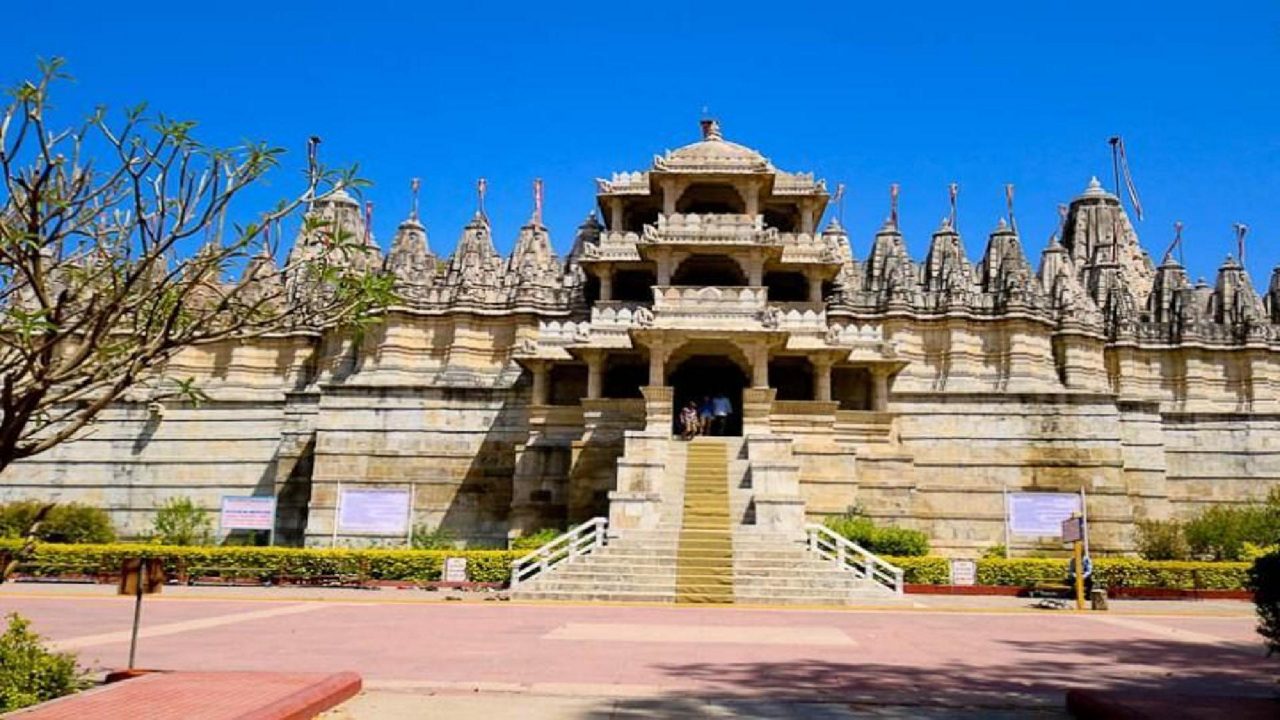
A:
9 671 361 720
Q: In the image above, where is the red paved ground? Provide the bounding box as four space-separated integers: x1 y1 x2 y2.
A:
2 589 1272 706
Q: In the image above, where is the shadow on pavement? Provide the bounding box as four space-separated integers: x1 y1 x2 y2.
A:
577 636 1273 719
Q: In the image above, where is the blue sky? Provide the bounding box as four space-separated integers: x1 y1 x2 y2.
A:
5 1 1278 285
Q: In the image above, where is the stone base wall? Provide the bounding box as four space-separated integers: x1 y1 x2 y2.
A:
0 402 288 538
303 385 532 548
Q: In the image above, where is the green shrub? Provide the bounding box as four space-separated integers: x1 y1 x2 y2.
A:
0 501 116 544
150 497 213 546
981 544 1007 560
1184 504 1278 561
1248 551 1280 656
511 528 563 552
883 556 949 584
823 512 930 557
0 541 519 585
1135 519 1190 560
0 613 88 712
410 525 456 550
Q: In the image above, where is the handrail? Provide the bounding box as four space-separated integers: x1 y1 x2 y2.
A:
804 523 905 595
509 517 608 589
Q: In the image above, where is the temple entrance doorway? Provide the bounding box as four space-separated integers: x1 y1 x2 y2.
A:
668 355 746 437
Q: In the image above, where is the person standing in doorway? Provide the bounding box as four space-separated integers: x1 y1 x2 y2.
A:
698 395 714 436
711 392 733 436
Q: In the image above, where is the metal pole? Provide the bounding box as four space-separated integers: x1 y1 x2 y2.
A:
332 482 342 548
406 483 416 548
1080 486 1091 559
1109 137 1123 202
1072 517 1085 611
1003 487 1012 559
128 560 144 669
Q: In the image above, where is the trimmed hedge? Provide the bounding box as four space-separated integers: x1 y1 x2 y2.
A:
883 556 950 584
0 542 518 584
886 555 1250 590
0 541 1255 591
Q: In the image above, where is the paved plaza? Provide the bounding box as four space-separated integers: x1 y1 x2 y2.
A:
0 584 1272 718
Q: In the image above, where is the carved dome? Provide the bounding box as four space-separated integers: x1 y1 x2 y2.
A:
653 120 772 174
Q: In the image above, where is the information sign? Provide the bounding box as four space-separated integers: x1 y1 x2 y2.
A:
1007 492 1082 536
949 559 977 586
337 489 412 535
444 557 468 583
219 496 276 531
1062 515 1083 543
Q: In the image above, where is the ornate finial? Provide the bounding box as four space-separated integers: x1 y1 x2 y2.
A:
833 182 846 226
700 118 722 141
476 177 487 218
889 183 900 228
410 177 421 220
996 217 1009 231
1234 222 1249 266
1162 220 1184 264
532 178 544 226
1004 183 1017 234
948 182 959 231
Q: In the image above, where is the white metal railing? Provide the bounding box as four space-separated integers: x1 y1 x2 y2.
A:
804 523 905 595
510 517 608 589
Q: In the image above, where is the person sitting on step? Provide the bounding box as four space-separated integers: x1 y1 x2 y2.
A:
679 401 700 441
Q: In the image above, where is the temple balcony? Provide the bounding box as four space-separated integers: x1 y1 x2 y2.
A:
641 213 778 246
653 285 766 316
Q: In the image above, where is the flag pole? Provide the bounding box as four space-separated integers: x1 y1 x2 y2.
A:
1108 136 1122 200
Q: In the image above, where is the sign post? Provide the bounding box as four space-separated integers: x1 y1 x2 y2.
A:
1062 514 1085 610
118 557 165 669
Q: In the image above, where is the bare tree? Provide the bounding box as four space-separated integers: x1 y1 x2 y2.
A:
0 58 395 474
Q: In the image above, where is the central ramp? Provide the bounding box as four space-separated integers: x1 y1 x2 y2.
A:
675 439 734 604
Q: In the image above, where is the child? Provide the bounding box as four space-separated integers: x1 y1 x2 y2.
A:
680 401 700 440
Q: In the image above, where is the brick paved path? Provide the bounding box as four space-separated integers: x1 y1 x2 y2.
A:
2 585 1270 717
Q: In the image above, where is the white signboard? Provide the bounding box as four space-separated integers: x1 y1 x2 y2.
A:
337 489 412 535
444 557 468 583
949 558 977 586
1007 492 1082 537
219 496 276 531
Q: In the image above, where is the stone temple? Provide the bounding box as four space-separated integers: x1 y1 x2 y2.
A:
6 120 1280 564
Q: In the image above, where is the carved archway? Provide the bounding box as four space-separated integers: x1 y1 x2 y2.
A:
671 254 747 287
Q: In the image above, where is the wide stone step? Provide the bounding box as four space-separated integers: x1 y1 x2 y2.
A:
527 579 676 592
514 590 676 603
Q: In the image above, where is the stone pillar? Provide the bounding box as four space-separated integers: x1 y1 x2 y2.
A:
598 268 614 302
813 357 833 402
608 197 624 231
808 273 824 303
656 249 673 286
648 343 669 386
660 179 680 216
584 351 604 400
870 366 891 412
800 199 816 235
530 361 550 405
739 180 760 216
749 343 769 388
748 250 764 287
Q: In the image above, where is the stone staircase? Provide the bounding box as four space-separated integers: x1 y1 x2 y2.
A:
674 440 735 603
511 436 903 605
